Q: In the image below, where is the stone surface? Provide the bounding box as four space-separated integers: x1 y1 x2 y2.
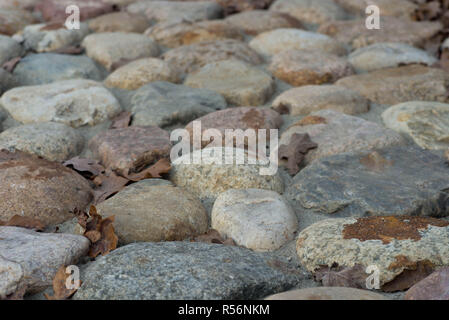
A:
272 85 369 116
286 145 449 217
162 39 262 76
1 79 122 128
269 49 354 86
280 110 404 164
12 53 103 86
404 267 449 300
225 9 304 35
348 43 438 73
36 0 114 22
185 107 282 147
88 126 171 174
127 1 223 23
0 34 23 65
73 241 302 299
88 12 150 33
184 60 275 106
0 8 36 36
334 0 417 18
318 17 442 49
21 23 90 53
170 147 284 201
296 216 449 287
0 150 93 225
382 101 449 151
96 181 208 244
0 122 84 161
335 65 449 105
104 58 181 90
0 0 41 10
249 28 346 56
82 32 160 71
216 0 273 14
0 226 89 297
270 0 348 26
0 68 14 95
146 20 244 48
131 81 227 128
265 287 388 300
212 189 298 251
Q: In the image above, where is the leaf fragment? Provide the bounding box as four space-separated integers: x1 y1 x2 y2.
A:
279 133 317 175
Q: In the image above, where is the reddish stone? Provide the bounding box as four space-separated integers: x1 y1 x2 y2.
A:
36 0 115 22
88 126 172 175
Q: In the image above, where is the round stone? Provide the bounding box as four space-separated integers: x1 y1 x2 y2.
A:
162 39 263 76
348 43 438 73
0 122 84 161
104 58 181 90
225 10 304 35
145 19 244 48
0 79 122 128
265 287 388 300
0 149 93 225
272 85 369 116
249 28 346 56
0 8 36 35
170 147 284 201
36 0 114 22
96 181 209 244
212 189 298 251
269 49 354 86
88 12 150 33
82 32 160 71
184 60 275 106
0 34 23 66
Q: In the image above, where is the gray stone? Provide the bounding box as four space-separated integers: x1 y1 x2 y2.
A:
184 60 275 106
348 43 438 73
170 147 284 201
21 23 90 53
334 0 417 19
272 85 369 116
12 53 103 86
382 101 449 150
1 79 122 128
286 145 449 217
0 34 23 65
280 110 404 164
0 68 15 95
0 122 84 161
249 28 347 57
296 216 449 287
96 181 208 244
265 287 388 300
270 0 348 26
212 189 298 251
73 241 302 299
0 226 89 297
127 1 223 23
131 81 227 128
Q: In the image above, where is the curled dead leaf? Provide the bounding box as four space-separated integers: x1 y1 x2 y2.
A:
44 266 79 300
279 133 317 175
83 205 118 258
314 264 367 289
0 215 45 231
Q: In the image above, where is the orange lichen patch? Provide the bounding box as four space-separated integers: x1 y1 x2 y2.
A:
342 216 449 244
387 255 434 271
360 151 393 172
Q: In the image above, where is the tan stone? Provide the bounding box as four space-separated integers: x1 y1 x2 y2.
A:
88 12 150 33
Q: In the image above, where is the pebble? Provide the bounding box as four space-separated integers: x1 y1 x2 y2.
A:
88 12 150 33
212 189 298 251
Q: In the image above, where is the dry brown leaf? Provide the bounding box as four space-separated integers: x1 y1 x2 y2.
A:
2 57 21 73
314 264 368 289
110 111 132 129
122 158 171 182
0 215 45 231
382 260 435 292
193 229 236 246
279 133 318 176
83 205 118 258
92 169 129 204
44 266 79 300
63 157 105 179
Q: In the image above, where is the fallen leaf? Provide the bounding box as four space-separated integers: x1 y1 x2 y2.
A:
193 229 236 246
110 111 131 129
44 266 79 300
83 205 118 258
0 215 45 231
404 267 449 300
63 157 105 179
122 158 171 182
314 264 368 289
2 57 21 73
279 133 318 175
382 259 435 292
72 207 89 229
92 169 129 204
